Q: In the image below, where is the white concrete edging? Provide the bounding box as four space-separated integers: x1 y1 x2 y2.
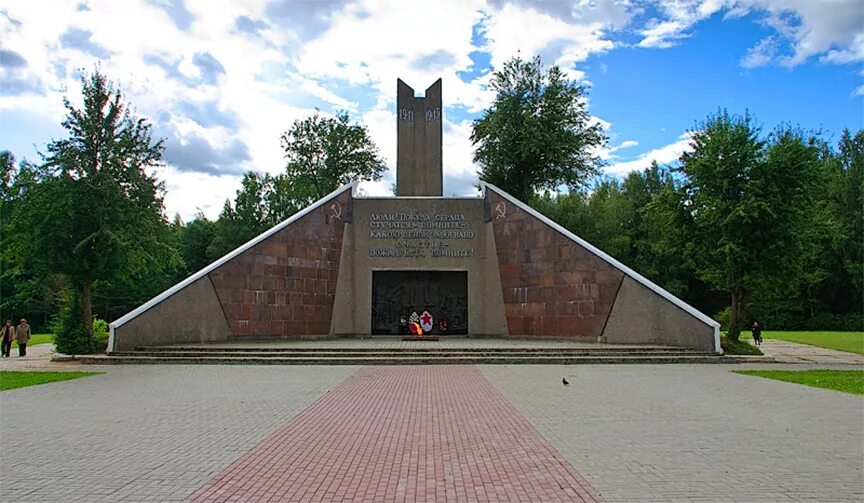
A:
108 183 356 352
481 182 722 354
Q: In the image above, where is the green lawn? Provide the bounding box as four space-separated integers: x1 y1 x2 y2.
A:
11 333 54 348
737 331 864 355
0 370 103 391
735 370 864 395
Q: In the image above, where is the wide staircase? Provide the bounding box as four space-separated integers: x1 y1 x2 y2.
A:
77 340 735 365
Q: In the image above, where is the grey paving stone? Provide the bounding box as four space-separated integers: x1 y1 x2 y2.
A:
481 364 864 503
0 365 356 502
3 362 862 502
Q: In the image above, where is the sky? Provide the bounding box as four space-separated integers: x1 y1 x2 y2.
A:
1 0 862 221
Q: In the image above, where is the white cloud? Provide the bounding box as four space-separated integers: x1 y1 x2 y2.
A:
442 119 482 195
159 165 243 220
1 0 859 221
636 1 864 68
750 0 864 66
638 1 729 48
604 133 693 176
481 2 616 70
293 0 486 110
741 36 778 68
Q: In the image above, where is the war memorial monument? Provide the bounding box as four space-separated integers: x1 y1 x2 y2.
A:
108 79 721 353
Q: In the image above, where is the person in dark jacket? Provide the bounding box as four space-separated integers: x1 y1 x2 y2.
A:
752 321 763 346
0 320 13 357
15 318 31 357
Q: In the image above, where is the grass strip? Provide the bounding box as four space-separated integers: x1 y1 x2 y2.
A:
11 333 54 348
735 369 864 395
0 370 103 391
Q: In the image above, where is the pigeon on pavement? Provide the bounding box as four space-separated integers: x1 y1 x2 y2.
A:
562 377 569 386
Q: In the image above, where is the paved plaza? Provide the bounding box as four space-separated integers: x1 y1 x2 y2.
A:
1 355 862 502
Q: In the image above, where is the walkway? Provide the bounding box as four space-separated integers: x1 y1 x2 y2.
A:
757 339 864 364
1 361 862 502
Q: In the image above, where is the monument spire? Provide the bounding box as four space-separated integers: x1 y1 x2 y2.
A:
396 78 442 196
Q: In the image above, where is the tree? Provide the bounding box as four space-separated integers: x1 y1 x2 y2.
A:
175 212 216 275
472 55 607 203
671 110 824 339
832 129 863 307
15 70 173 352
791 128 864 321
280 111 385 202
208 172 270 259
207 171 310 258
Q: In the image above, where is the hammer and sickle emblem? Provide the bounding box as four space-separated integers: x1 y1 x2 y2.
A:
494 202 506 220
329 201 342 221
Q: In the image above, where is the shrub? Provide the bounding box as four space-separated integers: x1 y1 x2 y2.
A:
714 307 731 331
92 317 109 341
91 317 109 353
53 291 93 355
720 337 763 355
52 291 110 354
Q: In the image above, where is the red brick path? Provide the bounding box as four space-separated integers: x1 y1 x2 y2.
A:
187 366 603 502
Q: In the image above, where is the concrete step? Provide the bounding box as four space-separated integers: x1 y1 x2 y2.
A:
78 354 735 365
112 350 717 358
132 345 696 354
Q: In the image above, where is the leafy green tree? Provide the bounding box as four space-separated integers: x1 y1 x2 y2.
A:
671 110 824 339
1 153 66 330
14 70 174 352
791 128 864 321
472 55 606 203
832 129 863 307
175 212 216 274
281 110 385 201
208 172 280 258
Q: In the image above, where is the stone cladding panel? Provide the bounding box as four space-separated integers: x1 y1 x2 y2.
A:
208 192 349 338
488 192 624 340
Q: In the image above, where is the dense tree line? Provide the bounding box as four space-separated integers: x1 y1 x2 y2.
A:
532 125 862 336
1 62 860 352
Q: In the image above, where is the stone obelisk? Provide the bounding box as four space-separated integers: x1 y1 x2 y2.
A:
396 78 442 196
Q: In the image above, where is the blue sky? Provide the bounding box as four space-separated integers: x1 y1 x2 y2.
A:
1 0 861 220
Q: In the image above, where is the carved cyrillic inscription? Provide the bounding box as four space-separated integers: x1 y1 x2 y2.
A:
368 212 476 258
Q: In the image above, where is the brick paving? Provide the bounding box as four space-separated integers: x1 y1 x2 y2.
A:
2 360 862 502
187 366 602 502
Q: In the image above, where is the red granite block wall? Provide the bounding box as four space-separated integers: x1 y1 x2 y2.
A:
488 191 624 340
208 192 350 338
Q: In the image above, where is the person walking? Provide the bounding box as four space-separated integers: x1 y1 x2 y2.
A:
752 321 763 347
0 320 13 357
15 318 31 357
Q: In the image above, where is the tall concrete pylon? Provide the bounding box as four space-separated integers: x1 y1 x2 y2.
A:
396 79 442 196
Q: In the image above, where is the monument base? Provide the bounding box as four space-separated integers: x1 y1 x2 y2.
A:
401 337 440 341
